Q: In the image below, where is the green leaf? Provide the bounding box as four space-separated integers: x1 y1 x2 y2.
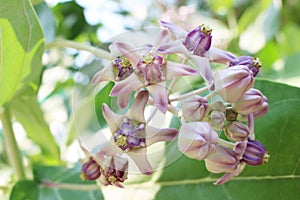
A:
95 82 114 128
10 165 104 200
153 79 300 199
0 0 44 107
10 180 39 200
10 93 60 164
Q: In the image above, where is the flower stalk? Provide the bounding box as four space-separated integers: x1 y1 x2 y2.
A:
45 39 111 60
0 109 25 180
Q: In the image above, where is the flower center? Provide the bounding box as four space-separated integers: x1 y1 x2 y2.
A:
114 118 146 151
136 53 166 85
108 175 117 184
225 108 238 121
200 24 212 35
263 151 270 164
112 56 133 81
252 57 262 69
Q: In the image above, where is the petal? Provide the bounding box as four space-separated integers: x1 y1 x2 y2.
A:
166 61 198 80
117 93 132 109
157 40 190 55
204 47 236 64
145 126 178 146
114 42 141 66
160 20 187 39
92 66 115 84
102 103 123 133
190 55 213 83
147 83 168 113
109 42 120 58
110 74 143 96
214 162 246 185
127 148 153 175
127 90 149 123
154 29 169 47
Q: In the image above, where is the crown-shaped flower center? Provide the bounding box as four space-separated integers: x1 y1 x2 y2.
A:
136 53 166 85
252 57 262 69
112 56 133 81
114 118 146 151
200 24 212 35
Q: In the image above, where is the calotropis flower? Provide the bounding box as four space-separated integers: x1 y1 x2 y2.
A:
232 88 268 116
213 65 254 103
92 42 135 108
102 90 178 174
109 30 199 113
80 144 128 188
157 21 237 83
178 122 218 160
229 56 262 77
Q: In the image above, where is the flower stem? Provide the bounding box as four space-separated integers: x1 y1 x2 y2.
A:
0 109 25 180
40 181 99 191
45 39 111 60
169 86 209 102
217 138 235 148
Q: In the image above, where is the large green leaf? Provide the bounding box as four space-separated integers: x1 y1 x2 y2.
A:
10 165 104 200
0 0 44 107
152 80 300 199
10 93 60 164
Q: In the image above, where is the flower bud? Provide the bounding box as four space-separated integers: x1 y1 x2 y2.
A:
235 139 269 166
178 122 218 160
182 96 210 122
209 110 225 131
81 158 101 181
253 97 268 118
205 144 240 173
225 121 250 141
183 24 212 55
232 88 268 115
229 56 262 77
213 66 254 102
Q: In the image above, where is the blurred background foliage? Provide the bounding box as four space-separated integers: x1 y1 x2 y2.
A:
1 0 300 199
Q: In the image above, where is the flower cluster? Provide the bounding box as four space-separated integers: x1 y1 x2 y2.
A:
81 20 270 186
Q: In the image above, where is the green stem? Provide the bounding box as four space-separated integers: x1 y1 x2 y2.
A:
40 181 99 191
0 109 26 180
45 40 111 60
217 138 235 148
169 86 209 102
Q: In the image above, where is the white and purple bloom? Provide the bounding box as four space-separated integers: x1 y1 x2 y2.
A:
229 56 262 77
232 88 268 115
157 21 237 83
80 144 128 188
178 122 218 160
102 90 178 174
109 30 199 113
213 65 254 103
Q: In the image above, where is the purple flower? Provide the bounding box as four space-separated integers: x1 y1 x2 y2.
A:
102 90 178 174
232 88 268 115
178 122 218 160
225 121 250 141
182 96 210 122
205 144 240 173
229 56 262 77
109 30 199 113
213 65 254 102
81 157 101 181
80 144 128 187
158 21 237 83
235 139 269 166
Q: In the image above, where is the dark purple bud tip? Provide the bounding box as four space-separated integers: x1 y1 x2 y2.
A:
81 158 101 181
242 140 269 166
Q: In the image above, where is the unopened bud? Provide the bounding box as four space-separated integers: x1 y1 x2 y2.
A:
209 110 225 130
225 121 250 141
182 96 210 122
